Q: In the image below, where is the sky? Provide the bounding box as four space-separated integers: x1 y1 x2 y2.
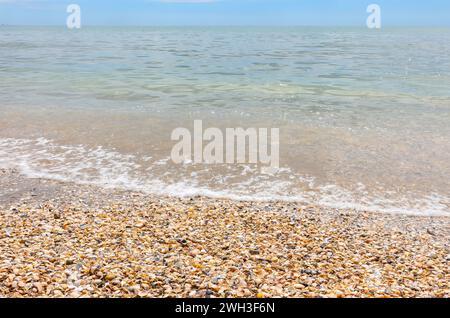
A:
0 0 450 26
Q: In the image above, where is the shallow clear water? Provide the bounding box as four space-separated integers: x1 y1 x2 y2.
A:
1 26 450 215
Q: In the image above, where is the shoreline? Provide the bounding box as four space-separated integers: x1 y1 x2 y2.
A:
1 168 449 297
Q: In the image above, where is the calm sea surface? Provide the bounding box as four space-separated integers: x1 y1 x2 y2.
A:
1 26 450 215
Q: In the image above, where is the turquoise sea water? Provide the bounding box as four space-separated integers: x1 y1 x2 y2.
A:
1 27 450 215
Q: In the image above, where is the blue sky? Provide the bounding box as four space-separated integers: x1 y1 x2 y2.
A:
1 0 449 26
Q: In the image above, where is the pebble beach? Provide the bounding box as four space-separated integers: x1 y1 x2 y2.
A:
0 168 449 298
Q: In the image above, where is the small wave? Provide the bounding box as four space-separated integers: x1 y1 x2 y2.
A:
0 137 449 217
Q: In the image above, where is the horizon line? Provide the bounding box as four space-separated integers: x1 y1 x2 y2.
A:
2 24 450 28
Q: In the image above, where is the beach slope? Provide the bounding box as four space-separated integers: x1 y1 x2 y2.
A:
0 169 449 298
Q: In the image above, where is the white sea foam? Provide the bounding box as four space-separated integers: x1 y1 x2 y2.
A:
0 137 449 217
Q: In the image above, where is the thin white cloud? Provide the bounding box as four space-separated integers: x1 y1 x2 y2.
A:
156 0 219 3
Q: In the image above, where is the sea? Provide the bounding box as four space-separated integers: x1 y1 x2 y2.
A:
1 26 449 215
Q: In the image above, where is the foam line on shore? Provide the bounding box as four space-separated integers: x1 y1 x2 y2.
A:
1 137 449 217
